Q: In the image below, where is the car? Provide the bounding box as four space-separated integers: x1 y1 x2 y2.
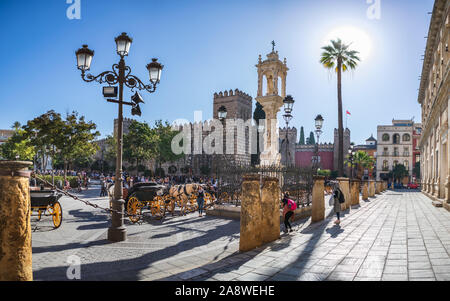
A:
408 183 419 189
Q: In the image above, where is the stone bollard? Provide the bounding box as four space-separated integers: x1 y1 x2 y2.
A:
261 177 280 244
337 177 350 211
311 176 325 223
239 174 262 252
351 179 361 206
0 161 33 281
369 180 375 197
362 181 369 201
375 181 381 194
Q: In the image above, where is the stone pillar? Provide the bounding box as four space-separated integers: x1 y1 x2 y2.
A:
337 177 350 211
240 174 262 252
311 176 325 223
362 181 369 201
0 161 33 281
351 179 361 206
369 180 375 197
261 177 280 244
375 181 381 194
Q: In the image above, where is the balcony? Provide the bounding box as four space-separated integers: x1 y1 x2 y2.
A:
381 152 389 156
392 152 400 157
403 152 410 157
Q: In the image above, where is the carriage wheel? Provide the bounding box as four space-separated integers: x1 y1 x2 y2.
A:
204 192 211 208
51 201 63 229
127 196 142 223
151 196 164 217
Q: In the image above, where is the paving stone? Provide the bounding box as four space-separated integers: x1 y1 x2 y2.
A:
381 274 408 281
408 255 430 262
356 268 383 278
235 272 270 281
409 261 432 270
408 269 435 278
431 265 450 274
385 259 407 266
326 271 356 281
430 258 450 266
383 266 407 274
435 273 450 281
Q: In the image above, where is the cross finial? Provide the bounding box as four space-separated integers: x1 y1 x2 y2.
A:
271 40 275 52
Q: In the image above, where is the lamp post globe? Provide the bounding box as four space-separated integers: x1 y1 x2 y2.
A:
283 95 294 114
146 58 164 84
115 32 133 57
218 106 227 121
315 114 324 131
75 45 94 71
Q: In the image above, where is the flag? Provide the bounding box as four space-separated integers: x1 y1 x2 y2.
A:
346 110 351 115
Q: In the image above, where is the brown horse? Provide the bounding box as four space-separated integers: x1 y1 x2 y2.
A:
168 183 200 216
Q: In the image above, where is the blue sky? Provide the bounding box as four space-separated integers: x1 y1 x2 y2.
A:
0 0 434 144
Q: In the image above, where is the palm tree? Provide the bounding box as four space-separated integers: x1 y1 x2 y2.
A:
320 38 360 176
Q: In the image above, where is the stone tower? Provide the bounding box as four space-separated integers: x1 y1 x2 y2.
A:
279 127 297 166
213 89 252 120
213 89 253 166
255 43 289 166
333 128 351 172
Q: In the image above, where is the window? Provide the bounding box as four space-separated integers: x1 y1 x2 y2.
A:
393 134 400 144
382 134 390 142
383 160 388 171
404 160 409 170
402 134 411 141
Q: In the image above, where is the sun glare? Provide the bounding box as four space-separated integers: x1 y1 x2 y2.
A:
323 26 372 62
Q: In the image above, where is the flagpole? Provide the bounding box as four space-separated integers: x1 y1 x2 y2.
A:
345 110 347 129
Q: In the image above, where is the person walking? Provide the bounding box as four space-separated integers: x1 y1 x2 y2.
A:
331 182 345 225
282 192 296 233
197 186 205 217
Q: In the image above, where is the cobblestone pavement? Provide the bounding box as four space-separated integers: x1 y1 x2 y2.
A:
32 187 450 281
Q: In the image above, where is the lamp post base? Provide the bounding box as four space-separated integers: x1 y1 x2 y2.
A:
107 226 127 242
107 198 127 242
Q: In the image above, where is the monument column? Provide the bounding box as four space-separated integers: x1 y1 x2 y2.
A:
255 43 289 166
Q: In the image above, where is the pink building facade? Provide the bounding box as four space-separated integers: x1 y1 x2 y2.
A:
295 144 334 170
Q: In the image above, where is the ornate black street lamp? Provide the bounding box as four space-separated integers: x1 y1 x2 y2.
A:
348 145 355 179
75 32 163 242
314 114 324 170
218 106 228 166
283 95 295 166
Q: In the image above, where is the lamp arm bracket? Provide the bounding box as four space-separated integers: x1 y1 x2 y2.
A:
124 73 157 93
81 68 119 85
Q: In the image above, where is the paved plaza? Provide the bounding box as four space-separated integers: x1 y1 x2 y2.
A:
32 185 450 281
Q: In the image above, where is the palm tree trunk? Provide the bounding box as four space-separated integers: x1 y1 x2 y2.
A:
337 58 344 177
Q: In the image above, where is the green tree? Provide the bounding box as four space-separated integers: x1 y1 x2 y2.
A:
413 161 421 180
320 38 360 176
0 125 35 161
299 126 305 145
56 111 100 180
391 164 409 183
252 101 266 165
346 150 375 179
123 120 158 175
308 132 315 145
23 110 65 173
153 120 184 169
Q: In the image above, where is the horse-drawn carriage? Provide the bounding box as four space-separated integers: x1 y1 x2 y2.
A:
121 182 167 223
30 189 63 228
108 182 218 223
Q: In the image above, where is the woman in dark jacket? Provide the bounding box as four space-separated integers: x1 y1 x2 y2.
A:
197 186 205 217
331 183 343 225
